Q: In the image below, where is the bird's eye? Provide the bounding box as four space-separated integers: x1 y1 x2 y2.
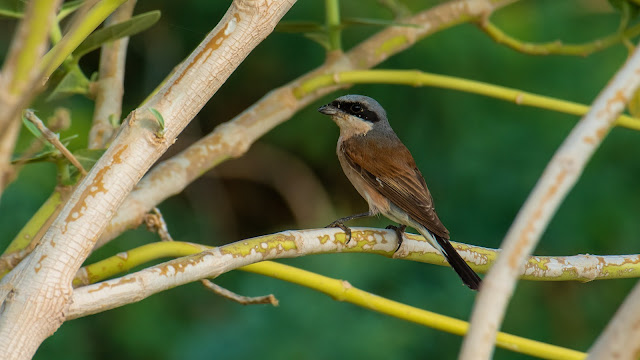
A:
350 104 363 113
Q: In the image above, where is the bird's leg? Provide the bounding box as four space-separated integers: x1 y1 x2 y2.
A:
385 224 407 253
326 212 372 244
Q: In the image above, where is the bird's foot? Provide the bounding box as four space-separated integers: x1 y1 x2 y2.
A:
326 221 353 245
385 224 407 253
325 212 372 245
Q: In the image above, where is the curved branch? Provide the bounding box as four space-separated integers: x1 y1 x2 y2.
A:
75 236 640 289
478 19 640 56
72 234 586 360
459 32 640 360
70 228 640 318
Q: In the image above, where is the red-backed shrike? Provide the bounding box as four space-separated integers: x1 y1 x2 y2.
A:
318 94 481 290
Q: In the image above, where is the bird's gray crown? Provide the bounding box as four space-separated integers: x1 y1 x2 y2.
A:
328 94 388 124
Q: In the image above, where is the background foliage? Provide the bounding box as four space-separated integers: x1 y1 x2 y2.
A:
1 0 639 358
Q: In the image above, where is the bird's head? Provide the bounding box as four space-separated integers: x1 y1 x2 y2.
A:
318 94 390 138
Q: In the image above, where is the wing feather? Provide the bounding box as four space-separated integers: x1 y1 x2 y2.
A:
341 135 449 239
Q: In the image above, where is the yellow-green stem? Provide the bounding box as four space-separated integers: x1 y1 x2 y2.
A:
325 0 341 51
3 191 63 255
8 0 60 94
76 241 585 360
40 0 128 79
50 20 63 45
480 20 640 56
294 69 640 131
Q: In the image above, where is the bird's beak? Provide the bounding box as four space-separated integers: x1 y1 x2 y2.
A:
318 104 338 116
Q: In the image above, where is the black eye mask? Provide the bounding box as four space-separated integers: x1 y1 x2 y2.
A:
337 101 381 123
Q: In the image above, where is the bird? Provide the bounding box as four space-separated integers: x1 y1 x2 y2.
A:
317 94 481 290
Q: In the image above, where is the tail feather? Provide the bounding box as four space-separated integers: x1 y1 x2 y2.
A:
431 233 482 290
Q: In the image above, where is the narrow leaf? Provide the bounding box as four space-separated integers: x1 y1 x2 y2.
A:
149 107 165 130
21 112 44 139
73 10 161 59
46 65 91 101
0 0 24 18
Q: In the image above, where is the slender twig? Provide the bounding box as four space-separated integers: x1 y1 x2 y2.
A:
142 206 279 305
24 110 87 176
144 207 174 242
478 18 640 56
459 33 640 360
201 279 279 306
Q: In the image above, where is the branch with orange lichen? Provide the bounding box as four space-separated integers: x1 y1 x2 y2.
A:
0 1 297 358
69 233 587 360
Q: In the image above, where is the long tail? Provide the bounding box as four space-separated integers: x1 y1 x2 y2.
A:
419 229 481 290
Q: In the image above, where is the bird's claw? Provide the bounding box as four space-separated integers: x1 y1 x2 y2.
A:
326 221 353 245
385 224 407 253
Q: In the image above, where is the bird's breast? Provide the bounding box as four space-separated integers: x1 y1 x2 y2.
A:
336 140 390 215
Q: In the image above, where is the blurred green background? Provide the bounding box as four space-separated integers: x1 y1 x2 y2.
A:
1 0 640 358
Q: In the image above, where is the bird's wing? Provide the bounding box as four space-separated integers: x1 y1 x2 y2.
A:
341 135 450 239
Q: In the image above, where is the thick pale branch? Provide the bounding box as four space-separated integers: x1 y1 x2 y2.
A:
459 36 640 360
0 1 296 358
97 0 508 248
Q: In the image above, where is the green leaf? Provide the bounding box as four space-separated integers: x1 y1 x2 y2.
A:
46 65 91 101
0 0 24 19
149 107 165 135
73 10 161 59
11 150 57 164
15 112 58 164
21 113 44 139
